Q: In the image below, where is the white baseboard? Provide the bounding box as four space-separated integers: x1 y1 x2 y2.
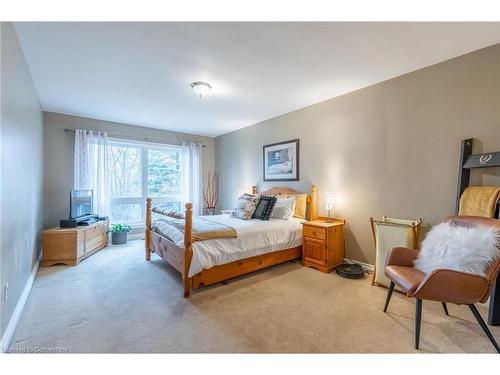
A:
1 256 41 352
344 258 374 272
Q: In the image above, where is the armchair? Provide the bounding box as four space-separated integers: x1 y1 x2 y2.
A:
383 216 500 353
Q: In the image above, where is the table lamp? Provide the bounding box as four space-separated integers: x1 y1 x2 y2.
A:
325 192 334 223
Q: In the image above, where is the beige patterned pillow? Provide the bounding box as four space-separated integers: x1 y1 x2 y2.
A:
285 193 307 219
232 194 259 220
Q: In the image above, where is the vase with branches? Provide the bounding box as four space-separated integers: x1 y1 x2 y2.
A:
203 170 220 215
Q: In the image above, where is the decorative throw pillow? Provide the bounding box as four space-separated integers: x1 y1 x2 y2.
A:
286 193 307 219
252 195 277 220
271 196 296 220
231 194 259 220
414 222 500 276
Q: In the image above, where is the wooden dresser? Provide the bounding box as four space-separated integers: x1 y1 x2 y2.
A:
302 219 346 273
42 220 109 266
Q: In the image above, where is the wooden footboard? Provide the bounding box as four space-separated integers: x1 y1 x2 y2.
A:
149 230 183 272
146 198 194 297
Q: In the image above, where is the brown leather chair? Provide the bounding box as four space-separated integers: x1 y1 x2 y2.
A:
383 216 500 353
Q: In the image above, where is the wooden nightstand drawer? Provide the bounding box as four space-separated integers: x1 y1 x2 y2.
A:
303 226 326 240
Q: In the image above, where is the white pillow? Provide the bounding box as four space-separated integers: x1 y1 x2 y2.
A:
271 196 296 220
414 222 500 276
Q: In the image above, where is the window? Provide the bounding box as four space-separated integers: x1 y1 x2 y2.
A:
107 138 182 225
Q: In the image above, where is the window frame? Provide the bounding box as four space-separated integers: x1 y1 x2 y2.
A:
107 137 183 226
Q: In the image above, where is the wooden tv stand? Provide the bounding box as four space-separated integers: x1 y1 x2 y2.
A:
42 220 109 266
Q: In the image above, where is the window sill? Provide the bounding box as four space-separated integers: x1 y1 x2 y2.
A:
108 222 145 235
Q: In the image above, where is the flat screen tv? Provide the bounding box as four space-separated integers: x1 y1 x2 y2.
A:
70 189 94 219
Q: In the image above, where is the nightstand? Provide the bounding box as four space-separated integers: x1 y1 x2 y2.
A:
302 219 346 273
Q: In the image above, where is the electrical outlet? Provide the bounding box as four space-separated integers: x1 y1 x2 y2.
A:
3 283 8 301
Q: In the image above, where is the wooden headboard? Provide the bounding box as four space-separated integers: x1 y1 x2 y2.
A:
252 185 317 221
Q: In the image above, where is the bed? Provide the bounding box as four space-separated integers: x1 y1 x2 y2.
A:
145 185 317 297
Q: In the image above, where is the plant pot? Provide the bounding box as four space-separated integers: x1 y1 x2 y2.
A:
204 207 216 215
111 231 128 245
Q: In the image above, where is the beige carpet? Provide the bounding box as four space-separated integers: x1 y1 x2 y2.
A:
8 239 500 353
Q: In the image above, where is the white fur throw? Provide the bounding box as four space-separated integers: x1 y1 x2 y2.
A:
414 222 500 276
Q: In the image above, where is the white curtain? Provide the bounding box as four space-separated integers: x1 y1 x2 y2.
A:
181 142 203 216
74 129 110 216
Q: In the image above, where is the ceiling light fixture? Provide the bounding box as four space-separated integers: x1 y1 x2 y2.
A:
190 81 212 98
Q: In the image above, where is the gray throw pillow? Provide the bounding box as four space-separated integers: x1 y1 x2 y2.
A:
271 196 296 220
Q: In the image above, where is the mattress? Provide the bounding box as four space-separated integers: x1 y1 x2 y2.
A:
152 215 305 277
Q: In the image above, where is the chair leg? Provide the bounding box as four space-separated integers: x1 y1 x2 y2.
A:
383 281 395 313
442 302 449 316
415 299 423 350
468 304 500 353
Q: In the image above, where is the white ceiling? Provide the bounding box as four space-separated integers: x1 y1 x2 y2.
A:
14 22 500 137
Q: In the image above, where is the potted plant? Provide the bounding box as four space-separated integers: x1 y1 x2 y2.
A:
107 224 132 245
202 170 220 215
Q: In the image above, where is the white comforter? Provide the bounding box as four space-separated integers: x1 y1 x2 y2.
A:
153 215 304 277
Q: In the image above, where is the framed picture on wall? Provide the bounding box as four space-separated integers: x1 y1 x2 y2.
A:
263 139 299 181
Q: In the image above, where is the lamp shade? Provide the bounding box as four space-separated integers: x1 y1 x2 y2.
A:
324 192 334 210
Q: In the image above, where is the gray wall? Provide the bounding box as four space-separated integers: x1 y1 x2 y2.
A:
216 44 500 265
0 23 43 338
43 112 215 228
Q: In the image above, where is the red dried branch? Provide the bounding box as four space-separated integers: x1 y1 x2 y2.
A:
203 170 220 208
213 171 220 208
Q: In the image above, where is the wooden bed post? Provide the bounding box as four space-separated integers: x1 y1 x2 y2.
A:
252 185 257 194
145 197 152 261
183 203 193 298
310 185 317 221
